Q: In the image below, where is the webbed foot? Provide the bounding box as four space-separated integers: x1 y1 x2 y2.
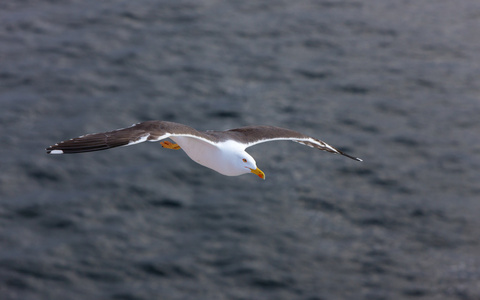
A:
160 141 181 150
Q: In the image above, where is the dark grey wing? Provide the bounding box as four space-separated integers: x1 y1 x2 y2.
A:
46 120 211 154
225 125 362 161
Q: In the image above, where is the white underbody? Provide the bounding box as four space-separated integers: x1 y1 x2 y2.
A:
170 136 253 176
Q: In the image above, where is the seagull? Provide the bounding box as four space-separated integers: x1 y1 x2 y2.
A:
46 121 362 179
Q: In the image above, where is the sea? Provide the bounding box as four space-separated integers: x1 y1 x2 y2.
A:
1 1 479 299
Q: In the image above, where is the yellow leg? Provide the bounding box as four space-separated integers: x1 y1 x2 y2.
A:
160 141 181 150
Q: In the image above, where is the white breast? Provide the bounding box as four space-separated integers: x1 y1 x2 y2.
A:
170 137 247 176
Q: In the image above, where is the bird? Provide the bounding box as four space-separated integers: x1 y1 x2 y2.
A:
46 120 362 179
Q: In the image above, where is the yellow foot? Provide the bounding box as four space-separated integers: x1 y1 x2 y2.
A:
160 141 181 150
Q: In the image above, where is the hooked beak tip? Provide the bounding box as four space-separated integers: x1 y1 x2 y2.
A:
250 167 265 180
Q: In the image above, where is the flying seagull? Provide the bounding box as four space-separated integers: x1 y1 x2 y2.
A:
46 121 362 179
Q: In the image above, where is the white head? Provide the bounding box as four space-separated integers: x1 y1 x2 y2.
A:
233 151 265 179
198 140 265 179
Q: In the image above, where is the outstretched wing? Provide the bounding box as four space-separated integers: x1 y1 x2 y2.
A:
225 125 362 161
46 121 218 154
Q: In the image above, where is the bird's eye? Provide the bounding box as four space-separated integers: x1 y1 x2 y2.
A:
242 158 247 163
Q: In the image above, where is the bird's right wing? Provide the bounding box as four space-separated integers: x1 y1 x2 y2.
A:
46 120 216 154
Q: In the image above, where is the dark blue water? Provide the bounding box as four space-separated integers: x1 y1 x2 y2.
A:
1 1 480 299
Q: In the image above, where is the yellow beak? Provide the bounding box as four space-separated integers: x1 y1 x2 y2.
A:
250 167 265 180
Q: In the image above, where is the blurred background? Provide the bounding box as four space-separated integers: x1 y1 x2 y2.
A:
1 1 479 299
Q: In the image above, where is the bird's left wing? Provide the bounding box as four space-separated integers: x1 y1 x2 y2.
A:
225 125 362 161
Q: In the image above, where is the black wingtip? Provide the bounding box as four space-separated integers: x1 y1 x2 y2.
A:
338 151 363 162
